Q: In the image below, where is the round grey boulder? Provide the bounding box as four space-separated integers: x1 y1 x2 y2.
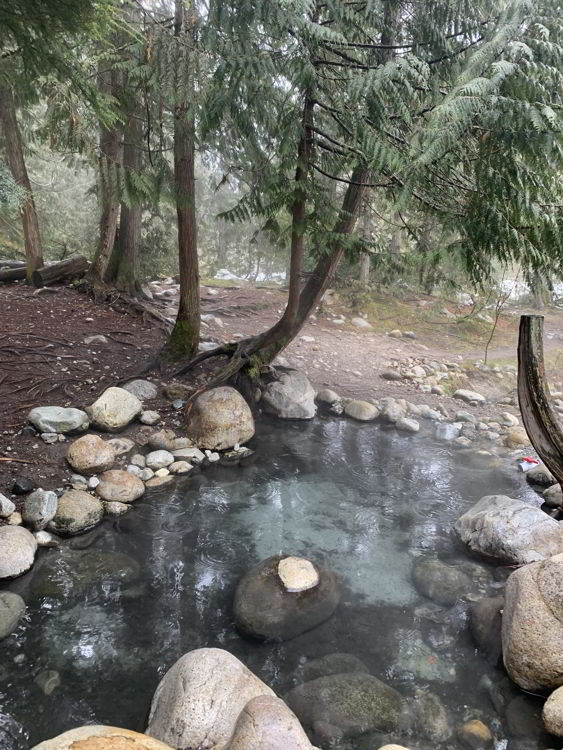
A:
95 470 145 503
48 489 104 536
0 526 37 579
22 489 58 531
261 370 316 420
0 592 26 639
233 555 340 641
285 672 402 738
146 648 275 749
123 378 159 400
28 406 89 434
186 386 255 449
85 386 142 431
146 450 174 470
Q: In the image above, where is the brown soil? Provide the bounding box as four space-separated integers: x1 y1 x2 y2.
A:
2 280 563 497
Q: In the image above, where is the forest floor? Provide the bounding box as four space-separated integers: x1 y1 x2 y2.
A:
2 279 563 494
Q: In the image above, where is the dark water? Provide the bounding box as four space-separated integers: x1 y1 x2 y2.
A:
0 416 549 748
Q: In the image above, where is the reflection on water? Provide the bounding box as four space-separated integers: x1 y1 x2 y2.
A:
0 416 543 747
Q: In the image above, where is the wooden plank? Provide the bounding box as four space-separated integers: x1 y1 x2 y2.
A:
518 314 563 487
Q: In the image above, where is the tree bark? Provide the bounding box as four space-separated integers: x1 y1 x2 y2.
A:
0 83 43 281
90 62 123 282
165 0 200 358
359 198 371 287
0 266 27 282
31 255 89 287
518 314 563 490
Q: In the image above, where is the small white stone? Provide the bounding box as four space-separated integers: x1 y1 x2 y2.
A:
140 410 161 426
88 477 100 489
169 461 193 475
34 530 59 547
154 468 170 478
277 556 319 593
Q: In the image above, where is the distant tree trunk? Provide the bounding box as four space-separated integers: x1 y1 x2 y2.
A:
531 271 550 310
0 83 43 281
90 62 123 282
165 0 200 358
359 198 371 287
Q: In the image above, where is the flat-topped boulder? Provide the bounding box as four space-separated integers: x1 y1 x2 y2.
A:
85 386 142 431
453 389 486 404
186 386 255 450
146 648 275 749
455 494 563 564
32 726 175 750
28 406 89 434
233 555 340 641
67 434 116 475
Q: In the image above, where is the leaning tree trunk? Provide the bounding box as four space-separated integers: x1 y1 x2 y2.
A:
518 315 563 489
90 62 123 282
165 0 200 359
0 83 43 281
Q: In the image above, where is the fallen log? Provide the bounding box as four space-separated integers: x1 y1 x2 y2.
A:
31 255 89 287
0 266 26 282
0 259 26 268
518 314 563 488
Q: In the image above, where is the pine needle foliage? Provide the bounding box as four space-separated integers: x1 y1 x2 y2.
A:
202 0 562 284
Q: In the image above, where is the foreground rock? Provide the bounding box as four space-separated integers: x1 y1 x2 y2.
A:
186 386 255 450
502 552 563 690
66 434 116 475
49 490 104 536
455 494 563 564
22 489 58 531
85 386 142 431
344 400 379 421
28 406 89 434
146 648 275 749
220 695 314 750
285 672 402 738
262 370 316 419
0 526 37 579
543 687 563 736
0 592 26 639
233 555 340 641
95 470 145 503
32 726 175 750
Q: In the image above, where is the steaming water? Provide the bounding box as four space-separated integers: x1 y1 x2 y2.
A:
0 416 549 748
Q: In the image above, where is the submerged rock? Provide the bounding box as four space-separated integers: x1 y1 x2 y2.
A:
285 672 402 738
32 726 175 750
0 526 37 579
28 406 89 434
407 689 452 742
146 648 275 749
66 434 116 475
85 386 142 431
262 370 317 419
412 558 472 606
301 653 369 683
49 490 104 536
502 552 563 690
457 719 493 750
469 596 504 665
455 494 563 564
0 592 26 640
186 386 255 449
233 555 340 641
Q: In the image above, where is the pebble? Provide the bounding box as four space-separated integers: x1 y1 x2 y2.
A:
0 493 16 518
11 478 34 495
140 410 161 426
139 468 155 481
34 531 59 547
7 512 23 525
41 433 59 444
88 477 100 489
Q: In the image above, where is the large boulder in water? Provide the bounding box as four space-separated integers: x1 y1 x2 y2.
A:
185 386 255 450
285 672 402 738
48 490 104 536
146 648 275 749
502 552 563 690
233 555 340 641
412 558 472 605
454 494 563 564
221 695 315 750
32 726 175 750
0 526 37 580
85 386 142 431
262 369 316 419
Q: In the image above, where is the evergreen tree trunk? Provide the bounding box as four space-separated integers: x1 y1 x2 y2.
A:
359 198 371 287
166 0 200 358
90 62 123 282
0 83 43 281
